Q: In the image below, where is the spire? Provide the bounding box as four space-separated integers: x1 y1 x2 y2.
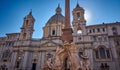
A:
56 4 62 14
76 1 80 8
58 3 60 7
26 9 35 21
74 2 84 11
24 9 33 19
29 9 32 15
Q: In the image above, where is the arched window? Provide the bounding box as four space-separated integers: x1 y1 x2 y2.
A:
77 12 80 19
77 26 82 34
95 46 111 59
26 20 29 26
23 33 27 39
77 30 82 34
52 30 55 36
112 27 118 35
99 47 106 59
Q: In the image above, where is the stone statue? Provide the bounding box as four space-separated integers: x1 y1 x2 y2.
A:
43 53 54 70
46 57 54 69
67 42 83 70
80 54 91 70
54 47 66 70
43 42 91 70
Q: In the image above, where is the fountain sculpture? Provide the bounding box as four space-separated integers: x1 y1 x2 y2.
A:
43 0 91 70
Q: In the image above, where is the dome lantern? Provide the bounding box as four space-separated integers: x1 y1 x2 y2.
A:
56 4 62 14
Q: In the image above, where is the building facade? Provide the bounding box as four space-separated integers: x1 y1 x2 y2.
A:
0 3 120 70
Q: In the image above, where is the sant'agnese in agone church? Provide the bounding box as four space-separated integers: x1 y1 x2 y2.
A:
0 0 120 70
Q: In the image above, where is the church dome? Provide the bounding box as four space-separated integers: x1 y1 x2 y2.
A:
47 5 65 24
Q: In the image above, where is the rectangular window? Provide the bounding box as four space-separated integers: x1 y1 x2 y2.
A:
89 30 92 33
93 29 95 33
104 37 107 41
97 28 100 32
92 36 96 41
77 12 80 18
95 50 99 59
116 41 120 45
98 37 102 41
118 51 120 57
112 27 118 35
52 30 55 36
7 42 14 47
106 50 111 58
26 20 29 26
102 28 105 32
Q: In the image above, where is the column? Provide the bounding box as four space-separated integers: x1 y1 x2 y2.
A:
22 51 31 70
10 52 17 70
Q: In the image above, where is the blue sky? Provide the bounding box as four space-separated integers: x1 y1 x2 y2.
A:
0 0 120 38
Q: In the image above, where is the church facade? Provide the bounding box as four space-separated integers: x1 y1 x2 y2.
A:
0 3 120 70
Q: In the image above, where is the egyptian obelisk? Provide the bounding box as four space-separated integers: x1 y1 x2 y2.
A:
62 0 73 43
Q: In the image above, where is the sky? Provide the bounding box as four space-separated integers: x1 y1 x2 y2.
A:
0 0 120 38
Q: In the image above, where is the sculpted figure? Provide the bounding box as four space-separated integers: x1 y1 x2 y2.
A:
80 53 90 70
54 47 66 70
67 42 82 70
43 42 91 70
46 57 54 70
43 54 54 70
83 57 90 70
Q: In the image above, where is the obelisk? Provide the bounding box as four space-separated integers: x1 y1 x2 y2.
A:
62 0 73 43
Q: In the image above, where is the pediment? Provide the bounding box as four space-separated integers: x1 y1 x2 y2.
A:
40 40 62 47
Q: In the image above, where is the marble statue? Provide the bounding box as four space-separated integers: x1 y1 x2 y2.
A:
68 42 83 70
54 47 65 70
43 42 91 70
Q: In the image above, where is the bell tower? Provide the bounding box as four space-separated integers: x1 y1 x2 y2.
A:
72 3 86 39
19 11 35 40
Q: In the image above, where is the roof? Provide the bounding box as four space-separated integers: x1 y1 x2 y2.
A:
47 5 65 24
86 22 120 28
